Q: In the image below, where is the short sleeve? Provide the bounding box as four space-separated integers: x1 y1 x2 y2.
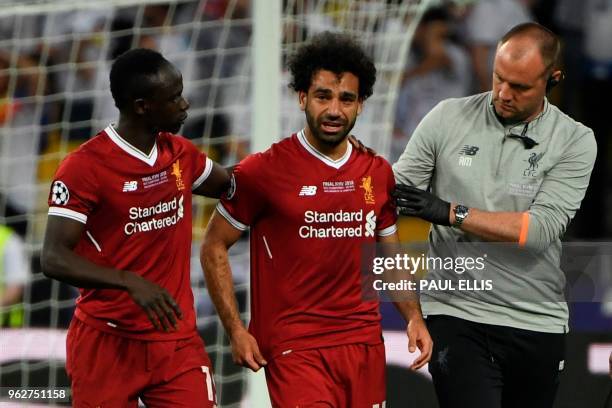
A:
180 137 212 191
377 160 398 237
47 152 99 224
217 154 267 231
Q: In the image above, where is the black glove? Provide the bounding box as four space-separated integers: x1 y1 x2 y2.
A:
393 184 451 226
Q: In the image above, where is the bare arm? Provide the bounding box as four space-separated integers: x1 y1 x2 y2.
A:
193 161 231 198
0 285 23 307
378 232 432 369
201 210 267 371
41 216 182 331
450 204 524 243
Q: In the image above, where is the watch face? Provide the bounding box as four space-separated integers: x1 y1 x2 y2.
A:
455 205 468 217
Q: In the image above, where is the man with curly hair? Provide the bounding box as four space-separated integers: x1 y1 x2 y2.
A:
201 32 432 407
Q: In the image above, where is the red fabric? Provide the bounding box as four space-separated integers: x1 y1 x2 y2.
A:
48 128 208 340
66 318 217 407
265 343 387 408
220 132 397 358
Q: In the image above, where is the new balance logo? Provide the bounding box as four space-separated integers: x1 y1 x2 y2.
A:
458 156 473 167
459 145 479 156
299 186 317 196
123 181 138 192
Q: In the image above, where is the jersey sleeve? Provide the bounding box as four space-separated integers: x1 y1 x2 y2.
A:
377 159 398 237
217 154 266 231
47 152 99 224
525 130 597 252
177 136 213 191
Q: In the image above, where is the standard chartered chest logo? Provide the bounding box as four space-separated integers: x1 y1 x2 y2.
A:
124 195 184 235
299 209 376 239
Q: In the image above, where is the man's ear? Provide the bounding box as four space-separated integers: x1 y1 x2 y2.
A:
357 99 363 116
133 98 147 115
298 91 307 111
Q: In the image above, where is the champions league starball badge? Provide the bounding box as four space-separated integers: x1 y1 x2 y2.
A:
51 181 70 205
226 173 237 200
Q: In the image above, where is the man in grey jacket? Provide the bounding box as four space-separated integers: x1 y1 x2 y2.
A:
393 22 596 408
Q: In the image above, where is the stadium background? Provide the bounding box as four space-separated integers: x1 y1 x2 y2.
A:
0 0 611 406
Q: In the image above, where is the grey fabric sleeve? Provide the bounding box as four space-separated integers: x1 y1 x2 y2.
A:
392 101 444 190
526 131 597 252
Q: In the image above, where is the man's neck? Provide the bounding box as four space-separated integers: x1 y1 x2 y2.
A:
115 117 156 155
304 127 348 161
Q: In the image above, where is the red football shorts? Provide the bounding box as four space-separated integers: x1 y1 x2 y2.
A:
265 342 386 408
66 318 217 407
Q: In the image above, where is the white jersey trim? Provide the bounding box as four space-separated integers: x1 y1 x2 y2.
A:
86 231 102 252
297 129 353 169
216 202 248 231
192 157 213 190
48 207 87 224
377 224 397 237
105 124 158 167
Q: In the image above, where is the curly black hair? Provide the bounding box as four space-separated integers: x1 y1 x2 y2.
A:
287 31 376 100
109 48 171 110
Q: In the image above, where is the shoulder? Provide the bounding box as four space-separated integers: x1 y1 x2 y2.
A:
352 149 393 175
58 131 108 170
238 134 296 171
547 104 597 154
159 132 200 153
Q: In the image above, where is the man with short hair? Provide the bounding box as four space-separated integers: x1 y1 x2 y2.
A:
393 22 596 408
201 32 432 407
41 48 228 407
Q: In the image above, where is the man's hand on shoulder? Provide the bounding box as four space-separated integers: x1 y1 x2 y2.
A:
393 184 451 226
348 135 376 155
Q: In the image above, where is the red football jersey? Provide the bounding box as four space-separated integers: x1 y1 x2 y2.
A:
48 125 212 340
219 130 397 358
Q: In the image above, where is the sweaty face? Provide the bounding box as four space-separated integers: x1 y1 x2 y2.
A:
300 70 362 147
491 40 548 124
146 65 189 134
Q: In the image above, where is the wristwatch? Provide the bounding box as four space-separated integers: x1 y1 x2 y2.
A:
453 205 469 228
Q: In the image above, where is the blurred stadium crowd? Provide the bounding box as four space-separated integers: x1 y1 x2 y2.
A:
0 0 611 328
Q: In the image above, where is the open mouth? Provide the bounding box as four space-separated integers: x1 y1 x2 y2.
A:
320 121 345 133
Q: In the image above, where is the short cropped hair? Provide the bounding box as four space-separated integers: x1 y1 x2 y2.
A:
499 22 561 74
109 48 171 110
287 31 376 100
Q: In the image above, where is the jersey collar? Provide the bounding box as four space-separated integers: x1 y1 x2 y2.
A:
105 124 158 167
297 129 352 170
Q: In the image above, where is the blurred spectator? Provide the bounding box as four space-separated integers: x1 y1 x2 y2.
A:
392 7 471 161
0 50 44 236
0 224 30 327
553 0 586 116
464 0 534 92
570 0 612 238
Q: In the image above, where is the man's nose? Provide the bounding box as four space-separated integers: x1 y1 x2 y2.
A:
327 98 341 116
498 83 512 101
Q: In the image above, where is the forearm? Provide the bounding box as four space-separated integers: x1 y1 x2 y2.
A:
201 242 244 336
41 244 133 290
452 204 524 243
0 286 23 307
393 300 424 323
